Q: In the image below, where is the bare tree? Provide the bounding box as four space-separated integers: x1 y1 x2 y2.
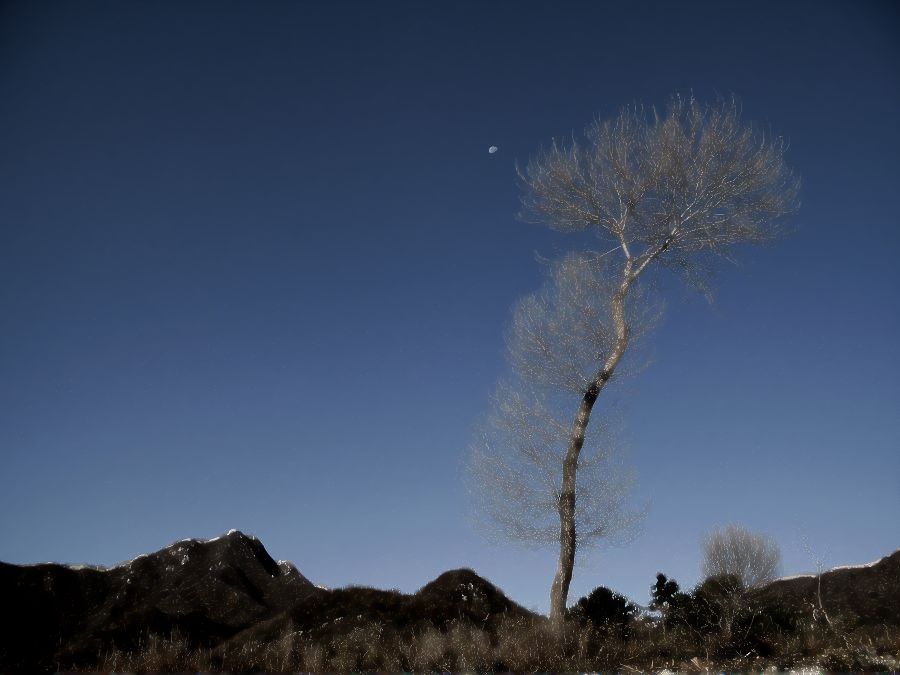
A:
468 253 648 549
701 524 782 588
471 96 799 625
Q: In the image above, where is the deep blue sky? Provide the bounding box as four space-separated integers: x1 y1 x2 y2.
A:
1 1 898 611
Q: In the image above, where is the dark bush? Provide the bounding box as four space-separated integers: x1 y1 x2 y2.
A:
650 573 699 631
650 573 680 612
568 585 637 638
697 573 745 599
671 574 746 636
736 600 800 657
661 574 804 659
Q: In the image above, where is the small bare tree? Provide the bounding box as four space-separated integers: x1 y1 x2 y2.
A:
470 96 799 625
701 523 782 588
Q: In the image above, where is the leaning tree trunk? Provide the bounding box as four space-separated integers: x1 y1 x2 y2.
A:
548 263 633 626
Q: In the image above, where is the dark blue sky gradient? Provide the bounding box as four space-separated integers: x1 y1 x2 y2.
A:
1 1 898 610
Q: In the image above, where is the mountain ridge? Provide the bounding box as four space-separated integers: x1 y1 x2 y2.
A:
751 548 900 627
2 531 897 671
0 530 530 670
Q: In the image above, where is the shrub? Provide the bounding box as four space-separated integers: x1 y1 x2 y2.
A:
650 573 680 612
701 524 781 588
568 585 638 638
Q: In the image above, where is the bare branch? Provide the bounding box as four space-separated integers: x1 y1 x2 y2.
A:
519 96 799 285
467 382 643 548
506 252 657 394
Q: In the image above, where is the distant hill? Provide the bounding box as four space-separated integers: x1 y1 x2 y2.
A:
0 530 316 669
3 532 896 671
752 549 900 626
0 530 530 671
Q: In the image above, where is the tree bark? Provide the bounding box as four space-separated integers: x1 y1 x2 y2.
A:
548 261 633 626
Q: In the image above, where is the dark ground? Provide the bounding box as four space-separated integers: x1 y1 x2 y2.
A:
1 530 897 671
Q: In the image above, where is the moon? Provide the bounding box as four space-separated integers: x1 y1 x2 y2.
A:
488 145 499 154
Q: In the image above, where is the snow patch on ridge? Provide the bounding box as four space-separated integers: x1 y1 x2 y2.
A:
775 548 898 582
774 573 816 582
114 553 148 569
19 529 317 585
831 549 897 571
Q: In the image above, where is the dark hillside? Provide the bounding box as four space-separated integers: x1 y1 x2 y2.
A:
0 530 314 670
0 532 528 671
753 549 900 626
2 532 897 672
413 568 533 627
212 568 534 656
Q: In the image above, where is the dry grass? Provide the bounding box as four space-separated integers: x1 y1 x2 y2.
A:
85 614 900 672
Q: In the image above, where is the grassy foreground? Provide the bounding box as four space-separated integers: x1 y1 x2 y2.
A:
90 614 900 672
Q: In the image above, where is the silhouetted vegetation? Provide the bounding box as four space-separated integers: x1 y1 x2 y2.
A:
2 533 898 671
51 574 900 672
83 608 900 673
568 585 637 640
